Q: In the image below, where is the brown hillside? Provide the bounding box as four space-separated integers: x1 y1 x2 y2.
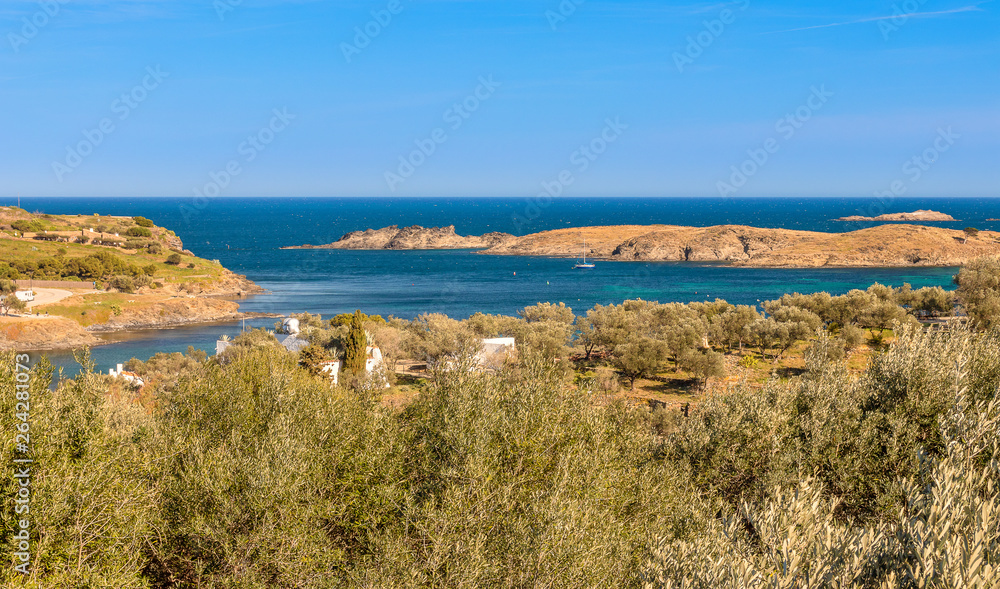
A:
482 224 1000 267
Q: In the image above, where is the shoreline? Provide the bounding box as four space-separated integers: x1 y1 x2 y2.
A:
2 311 283 353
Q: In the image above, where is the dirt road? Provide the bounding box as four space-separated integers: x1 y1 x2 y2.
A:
25 288 75 309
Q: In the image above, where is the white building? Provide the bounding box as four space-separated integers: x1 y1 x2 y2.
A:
109 364 145 387
318 346 388 388
278 317 309 353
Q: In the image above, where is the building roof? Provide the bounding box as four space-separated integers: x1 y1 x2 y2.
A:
281 334 310 353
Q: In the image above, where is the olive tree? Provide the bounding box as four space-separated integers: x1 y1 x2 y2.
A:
612 336 668 390
678 348 726 390
955 256 1000 330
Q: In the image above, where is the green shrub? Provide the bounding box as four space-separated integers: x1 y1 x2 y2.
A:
11 219 43 233
125 226 152 238
107 275 137 293
133 216 154 228
165 253 182 265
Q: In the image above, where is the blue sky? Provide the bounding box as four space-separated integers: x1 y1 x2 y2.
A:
1 0 997 197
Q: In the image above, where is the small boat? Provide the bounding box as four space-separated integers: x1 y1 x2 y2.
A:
573 239 595 269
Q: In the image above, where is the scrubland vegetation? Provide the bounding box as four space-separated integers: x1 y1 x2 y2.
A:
3 259 1000 587
0 208 221 292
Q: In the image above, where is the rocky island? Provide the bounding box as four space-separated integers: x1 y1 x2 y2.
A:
0 207 263 351
288 223 1000 268
283 225 517 250
835 210 957 222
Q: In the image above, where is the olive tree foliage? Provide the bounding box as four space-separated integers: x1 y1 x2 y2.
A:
955 256 1000 330
642 391 1000 589
709 305 761 352
577 303 634 360
664 325 1000 515
383 356 686 587
613 336 669 390
0 351 159 588
405 313 481 371
150 345 405 587
905 286 954 317
518 301 574 325
650 303 709 365
746 317 814 361
678 348 725 390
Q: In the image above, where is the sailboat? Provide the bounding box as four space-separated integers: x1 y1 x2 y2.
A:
573 239 595 269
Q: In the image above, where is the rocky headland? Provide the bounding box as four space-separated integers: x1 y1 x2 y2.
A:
289 223 1000 268
0 207 266 351
835 210 956 222
283 225 517 250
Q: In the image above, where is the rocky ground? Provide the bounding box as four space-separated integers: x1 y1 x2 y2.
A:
0 316 98 351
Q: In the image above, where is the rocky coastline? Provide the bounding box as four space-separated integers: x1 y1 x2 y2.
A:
287 223 1000 268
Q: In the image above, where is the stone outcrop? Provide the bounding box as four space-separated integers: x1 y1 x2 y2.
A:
284 225 517 250
835 210 956 222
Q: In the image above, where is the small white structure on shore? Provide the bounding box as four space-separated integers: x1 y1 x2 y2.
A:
109 364 145 387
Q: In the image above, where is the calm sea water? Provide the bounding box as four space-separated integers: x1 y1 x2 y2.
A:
9 196 1000 376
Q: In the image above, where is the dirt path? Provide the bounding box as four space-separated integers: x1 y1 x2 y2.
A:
25 288 75 308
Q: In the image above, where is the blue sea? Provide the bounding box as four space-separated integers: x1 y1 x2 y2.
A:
8 196 1000 377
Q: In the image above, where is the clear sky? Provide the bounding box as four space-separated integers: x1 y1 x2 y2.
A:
1 0 997 198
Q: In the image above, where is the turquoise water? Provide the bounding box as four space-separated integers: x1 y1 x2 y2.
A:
9 196 998 376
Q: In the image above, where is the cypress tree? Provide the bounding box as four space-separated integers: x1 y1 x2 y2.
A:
344 309 367 375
